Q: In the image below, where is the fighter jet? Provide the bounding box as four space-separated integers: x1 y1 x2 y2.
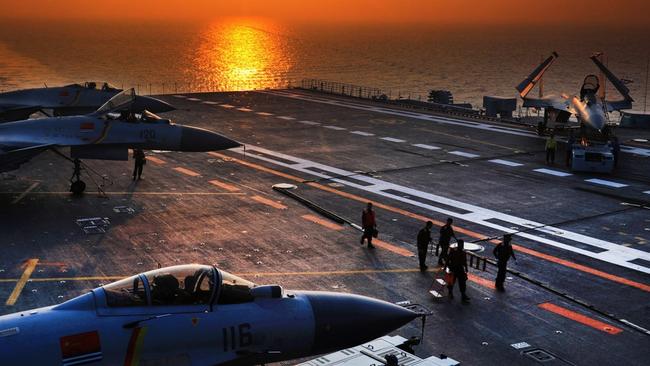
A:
516 52 633 134
0 82 175 122
0 89 240 194
0 264 420 365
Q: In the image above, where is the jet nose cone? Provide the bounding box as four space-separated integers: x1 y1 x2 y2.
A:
180 126 241 152
303 291 418 355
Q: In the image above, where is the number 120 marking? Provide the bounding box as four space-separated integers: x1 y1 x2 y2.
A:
222 323 252 351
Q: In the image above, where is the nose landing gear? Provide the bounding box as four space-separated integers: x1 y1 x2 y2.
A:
69 158 86 195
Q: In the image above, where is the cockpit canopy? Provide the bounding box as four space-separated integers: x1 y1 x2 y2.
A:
65 82 119 91
109 110 172 124
101 265 256 309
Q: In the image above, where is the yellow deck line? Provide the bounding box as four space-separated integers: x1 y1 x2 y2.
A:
11 182 39 204
5 259 39 306
172 167 201 177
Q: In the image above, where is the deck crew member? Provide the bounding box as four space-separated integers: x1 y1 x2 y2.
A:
493 234 517 291
360 202 376 249
132 148 146 180
417 221 433 271
545 133 557 165
445 239 470 302
437 218 456 265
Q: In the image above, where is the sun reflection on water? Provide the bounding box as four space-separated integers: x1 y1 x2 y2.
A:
191 19 293 91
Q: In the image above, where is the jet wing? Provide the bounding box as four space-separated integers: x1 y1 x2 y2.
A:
0 144 52 172
516 52 559 98
295 335 460 366
590 55 634 111
521 95 571 112
0 105 42 122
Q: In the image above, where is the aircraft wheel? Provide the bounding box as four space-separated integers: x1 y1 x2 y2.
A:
70 180 86 195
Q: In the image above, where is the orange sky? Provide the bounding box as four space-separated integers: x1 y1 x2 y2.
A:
1 0 648 26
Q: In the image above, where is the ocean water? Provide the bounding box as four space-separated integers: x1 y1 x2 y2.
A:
0 19 648 110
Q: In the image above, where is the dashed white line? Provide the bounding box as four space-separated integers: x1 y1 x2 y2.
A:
449 151 480 158
489 159 524 167
298 121 320 125
256 112 274 116
232 145 650 275
238 107 253 112
644 191 650 195
323 125 346 131
412 143 440 150
277 116 296 120
380 137 406 143
351 131 375 136
172 95 186 98
220 104 235 109
202 101 219 105
186 97 201 102
585 178 628 188
533 168 572 177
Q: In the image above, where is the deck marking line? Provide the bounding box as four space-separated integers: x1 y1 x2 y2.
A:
323 125 346 130
172 167 201 177
251 195 288 209
584 179 628 188
256 112 274 116
350 131 375 136
533 168 572 177
212 150 650 291
260 90 650 157
202 101 219 105
277 116 296 120
489 159 523 167
467 273 496 289
228 146 650 275
220 104 235 108
298 120 320 125
412 143 440 150
11 182 39 204
5 259 39 306
208 179 241 192
146 156 166 165
172 95 186 98
237 107 253 112
539 302 623 335
380 137 406 143
186 97 201 102
372 239 414 257
301 214 343 231
449 151 480 158
643 191 650 195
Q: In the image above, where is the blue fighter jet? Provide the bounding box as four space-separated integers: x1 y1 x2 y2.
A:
0 264 419 366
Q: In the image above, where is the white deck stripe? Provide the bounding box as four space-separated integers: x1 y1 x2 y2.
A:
644 191 650 195
256 112 273 116
172 95 186 98
237 107 253 112
277 116 296 120
380 137 406 143
260 90 650 157
533 168 572 177
220 104 235 108
186 97 201 102
351 131 375 136
449 151 480 158
298 120 320 125
229 145 650 275
489 159 524 167
324 125 346 130
201 101 219 105
585 178 628 188
412 143 440 150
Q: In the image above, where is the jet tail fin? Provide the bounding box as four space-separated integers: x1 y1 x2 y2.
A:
516 52 559 98
93 88 136 116
590 54 634 109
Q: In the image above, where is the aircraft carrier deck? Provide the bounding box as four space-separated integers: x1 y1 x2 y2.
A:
1 89 650 365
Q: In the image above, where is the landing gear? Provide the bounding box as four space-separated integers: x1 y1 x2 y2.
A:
69 158 86 195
